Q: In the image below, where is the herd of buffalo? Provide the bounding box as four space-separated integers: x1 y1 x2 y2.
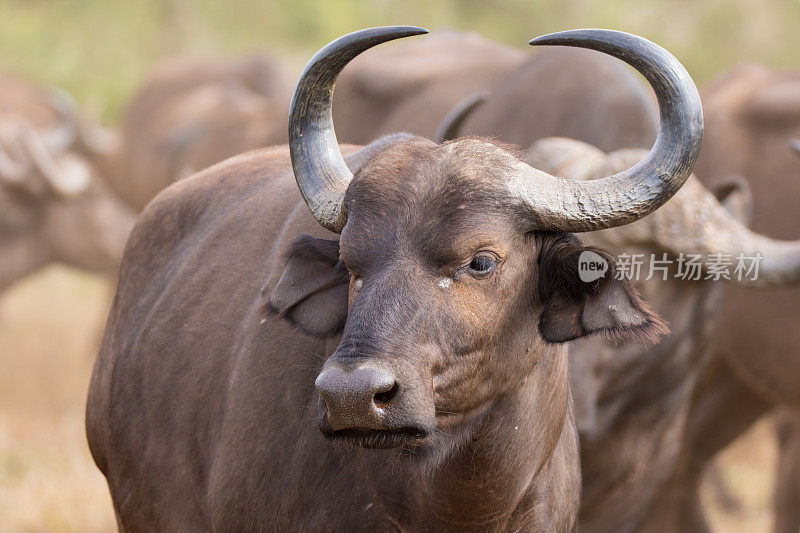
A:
2 24 800 531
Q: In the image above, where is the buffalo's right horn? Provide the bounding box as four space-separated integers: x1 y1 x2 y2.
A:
289 26 429 233
508 29 703 233
433 91 489 144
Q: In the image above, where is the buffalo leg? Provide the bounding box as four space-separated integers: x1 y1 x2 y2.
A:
644 355 771 532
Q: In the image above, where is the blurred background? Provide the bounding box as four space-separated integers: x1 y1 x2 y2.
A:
4 0 800 122
1 0 798 530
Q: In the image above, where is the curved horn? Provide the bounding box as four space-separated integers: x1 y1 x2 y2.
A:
21 126 90 197
289 26 429 233
42 88 78 153
433 91 489 144
509 29 703 232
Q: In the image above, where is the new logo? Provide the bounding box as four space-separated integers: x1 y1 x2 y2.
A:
578 250 609 282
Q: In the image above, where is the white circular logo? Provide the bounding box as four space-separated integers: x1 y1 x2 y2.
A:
578 250 609 283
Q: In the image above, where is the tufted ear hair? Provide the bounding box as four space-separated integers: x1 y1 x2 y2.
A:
538 235 668 344
265 234 349 338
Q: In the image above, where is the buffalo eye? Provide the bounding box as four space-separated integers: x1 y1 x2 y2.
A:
468 253 498 277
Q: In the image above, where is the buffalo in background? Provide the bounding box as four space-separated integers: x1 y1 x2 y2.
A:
103 53 291 211
650 65 800 533
332 31 524 144
527 139 799 532
0 74 135 292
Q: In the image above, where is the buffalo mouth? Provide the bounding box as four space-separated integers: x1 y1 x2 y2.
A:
320 426 431 450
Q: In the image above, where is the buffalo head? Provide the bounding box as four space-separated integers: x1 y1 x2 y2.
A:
268 27 703 452
0 81 135 290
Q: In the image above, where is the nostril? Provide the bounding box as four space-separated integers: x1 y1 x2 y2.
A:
373 382 399 406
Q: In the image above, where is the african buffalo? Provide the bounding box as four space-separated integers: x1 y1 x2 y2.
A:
87 27 703 530
106 53 289 211
647 64 800 533
0 74 135 291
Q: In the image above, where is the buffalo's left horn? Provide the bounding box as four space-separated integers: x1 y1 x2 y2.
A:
509 29 703 232
289 26 429 233
433 91 489 144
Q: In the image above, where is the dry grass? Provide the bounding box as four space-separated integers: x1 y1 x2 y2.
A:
0 267 781 531
1 0 799 122
0 267 116 532
702 416 779 532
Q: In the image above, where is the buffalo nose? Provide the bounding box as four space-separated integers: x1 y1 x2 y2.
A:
315 365 398 430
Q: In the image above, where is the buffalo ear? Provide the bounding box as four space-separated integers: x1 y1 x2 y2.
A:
539 243 668 344
711 175 753 227
265 234 349 338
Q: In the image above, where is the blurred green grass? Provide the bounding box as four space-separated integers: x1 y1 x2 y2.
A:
1 0 799 122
